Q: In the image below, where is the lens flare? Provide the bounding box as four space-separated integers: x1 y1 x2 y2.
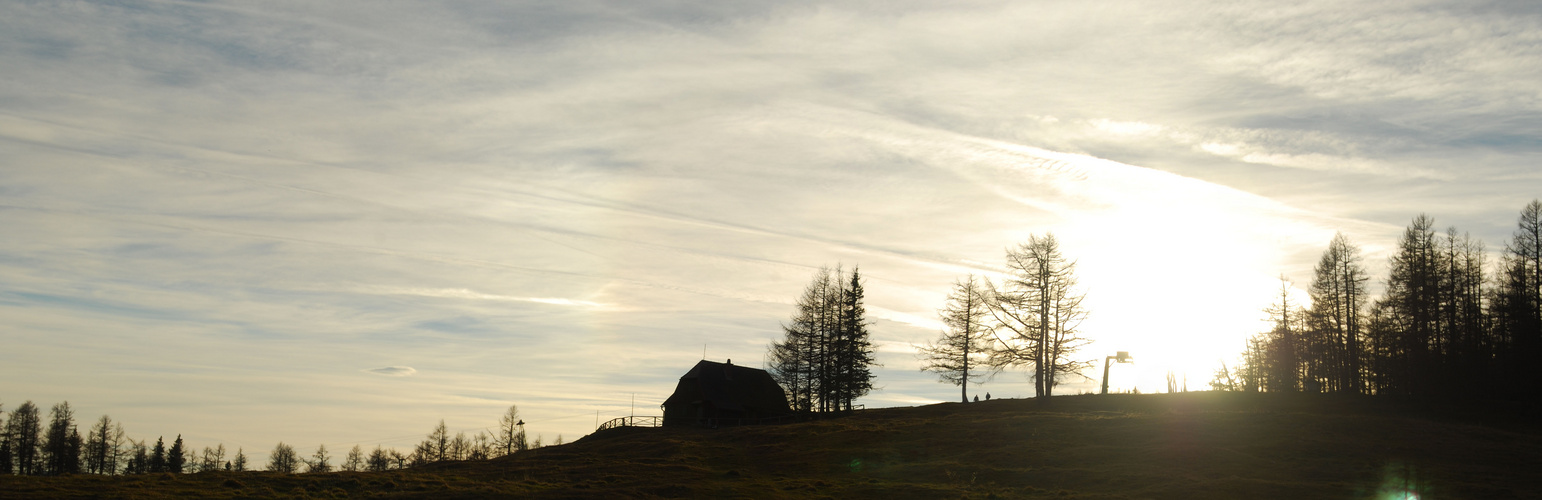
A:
1373 462 1430 500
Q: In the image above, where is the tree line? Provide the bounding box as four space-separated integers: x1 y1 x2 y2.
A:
917 233 1094 401
0 400 554 475
1214 200 1542 402
767 265 878 413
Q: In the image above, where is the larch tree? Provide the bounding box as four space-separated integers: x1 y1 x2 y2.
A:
769 267 834 413
426 421 450 463
267 442 299 473
307 444 331 473
84 414 116 474
1380 214 1443 395
343 445 364 472
123 439 147 474
5 401 42 475
1229 212 1507 399
106 423 125 475
198 444 226 473
1262 276 1303 392
1439 228 1489 392
984 233 1093 397
1307 233 1370 394
1498 200 1542 400
42 401 80 475
366 446 391 472
495 404 526 456
469 431 493 460
0 403 11 475
918 275 998 402
449 432 471 461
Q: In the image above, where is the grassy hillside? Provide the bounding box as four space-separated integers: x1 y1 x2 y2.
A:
2 392 1538 498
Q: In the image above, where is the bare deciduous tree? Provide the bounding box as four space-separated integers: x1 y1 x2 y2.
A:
495 404 526 456
197 444 225 473
266 442 299 474
307 444 331 473
366 446 391 472
343 444 364 472
84 414 117 474
984 234 1093 397
918 275 998 402
1307 233 1370 394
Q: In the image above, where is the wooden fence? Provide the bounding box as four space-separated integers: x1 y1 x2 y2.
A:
596 415 661 431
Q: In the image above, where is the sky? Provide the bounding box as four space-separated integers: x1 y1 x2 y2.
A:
3 0 1541 464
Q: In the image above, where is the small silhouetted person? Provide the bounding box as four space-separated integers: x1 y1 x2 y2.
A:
985 393 991 400
973 395 979 402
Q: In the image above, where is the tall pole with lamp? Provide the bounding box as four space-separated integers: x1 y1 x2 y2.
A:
1101 351 1134 395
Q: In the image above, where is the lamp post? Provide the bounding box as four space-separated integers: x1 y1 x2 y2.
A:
1101 351 1134 395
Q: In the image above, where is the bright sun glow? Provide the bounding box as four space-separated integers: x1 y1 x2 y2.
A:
968 145 1337 392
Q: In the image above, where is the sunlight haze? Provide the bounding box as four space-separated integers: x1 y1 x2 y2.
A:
3 0 1540 464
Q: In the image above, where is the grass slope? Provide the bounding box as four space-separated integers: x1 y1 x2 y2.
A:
2 392 1538 499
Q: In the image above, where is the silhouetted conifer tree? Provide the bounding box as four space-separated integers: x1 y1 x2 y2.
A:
769 265 877 412
835 268 877 410
0 403 10 475
148 436 166 473
167 435 185 473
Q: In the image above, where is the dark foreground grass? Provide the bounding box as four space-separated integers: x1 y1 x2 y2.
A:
2 392 1538 499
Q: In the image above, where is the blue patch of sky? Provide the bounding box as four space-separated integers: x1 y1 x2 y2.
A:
544 147 642 172
17 35 76 60
0 288 285 339
108 242 202 260
1453 131 1542 152
6 291 199 324
414 316 493 335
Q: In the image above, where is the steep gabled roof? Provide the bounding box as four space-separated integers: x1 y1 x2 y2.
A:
663 360 789 414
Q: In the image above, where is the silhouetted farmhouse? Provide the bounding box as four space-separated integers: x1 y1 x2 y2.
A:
662 359 791 426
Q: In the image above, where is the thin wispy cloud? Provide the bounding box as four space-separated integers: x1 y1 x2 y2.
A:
2 0 1539 464
366 366 417 377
